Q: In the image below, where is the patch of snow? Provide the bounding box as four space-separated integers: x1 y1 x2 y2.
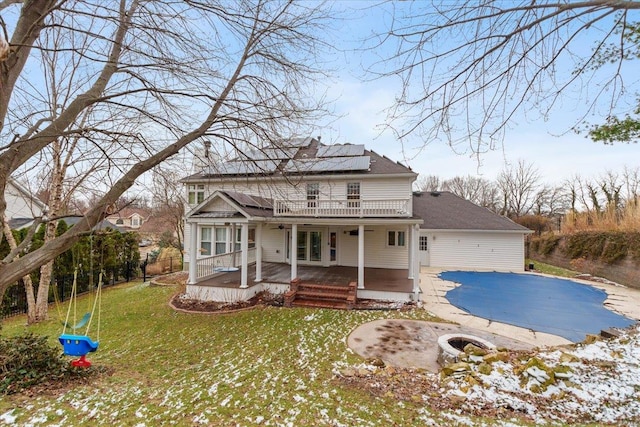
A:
0 410 16 424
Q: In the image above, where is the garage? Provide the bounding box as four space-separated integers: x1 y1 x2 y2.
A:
413 191 531 271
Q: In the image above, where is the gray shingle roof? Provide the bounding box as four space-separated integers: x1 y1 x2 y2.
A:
413 191 530 232
181 138 415 182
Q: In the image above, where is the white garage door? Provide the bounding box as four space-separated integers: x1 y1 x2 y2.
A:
424 231 525 271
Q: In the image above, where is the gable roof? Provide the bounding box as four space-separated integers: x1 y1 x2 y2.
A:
181 137 415 182
413 191 531 232
105 207 150 220
186 190 275 220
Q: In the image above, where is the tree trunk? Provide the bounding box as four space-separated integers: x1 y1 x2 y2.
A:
34 260 53 322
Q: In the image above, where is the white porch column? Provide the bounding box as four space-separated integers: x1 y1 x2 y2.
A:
408 224 414 280
255 223 263 282
188 222 198 284
230 224 236 265
240 223 249 288
291 224 298 281
357 224 364 289
412 224 420 294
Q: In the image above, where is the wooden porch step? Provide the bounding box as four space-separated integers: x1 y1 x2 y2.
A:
296 291 350 300
285 280 357 310
297 283 351 293
291 299 350 310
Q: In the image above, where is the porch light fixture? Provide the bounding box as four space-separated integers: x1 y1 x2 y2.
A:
278 224 284 229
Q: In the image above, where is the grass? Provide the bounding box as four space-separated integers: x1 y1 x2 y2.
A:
1 281 509 427
527 258 579 278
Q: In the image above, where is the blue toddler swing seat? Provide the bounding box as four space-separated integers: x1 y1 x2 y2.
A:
58 269 103 368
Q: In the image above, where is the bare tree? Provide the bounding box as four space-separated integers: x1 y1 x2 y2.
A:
149 164 186 250
441 175 499 211
373 1 640 151
497 160 541 218
0 0 333 296
415 174 441 192
622 165 640 205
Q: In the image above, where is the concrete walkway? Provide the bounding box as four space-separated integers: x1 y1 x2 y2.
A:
419 267 640 348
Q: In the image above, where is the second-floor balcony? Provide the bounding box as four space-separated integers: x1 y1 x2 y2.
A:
274 198 410 218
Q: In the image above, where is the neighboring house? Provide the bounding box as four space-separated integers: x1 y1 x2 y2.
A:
181 137 531 304
5 179 47 229
58 215 125 233
105 208 149 230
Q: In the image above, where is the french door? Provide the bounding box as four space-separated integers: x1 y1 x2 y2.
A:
286 229 323 264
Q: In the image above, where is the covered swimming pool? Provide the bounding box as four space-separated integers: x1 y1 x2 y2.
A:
440 271 636 343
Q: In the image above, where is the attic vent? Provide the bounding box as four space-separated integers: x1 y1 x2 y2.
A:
430 191 441 197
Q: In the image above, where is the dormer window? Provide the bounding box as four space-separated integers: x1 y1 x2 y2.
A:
188 184 205 205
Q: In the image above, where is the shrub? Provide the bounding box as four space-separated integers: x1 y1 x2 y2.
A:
529 233 560 256
0 333 87 394
562 231 640 264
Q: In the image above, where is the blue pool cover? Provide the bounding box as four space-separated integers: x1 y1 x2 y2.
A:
440 271 636 343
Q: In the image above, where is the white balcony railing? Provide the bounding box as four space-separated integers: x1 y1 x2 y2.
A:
274 198 410 217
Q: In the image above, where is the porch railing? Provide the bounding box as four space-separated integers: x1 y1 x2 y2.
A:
195 248 256 282
273 198 410 217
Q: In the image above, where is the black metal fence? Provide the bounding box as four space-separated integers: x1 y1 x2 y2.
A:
140 256 182 282
1 262 138 320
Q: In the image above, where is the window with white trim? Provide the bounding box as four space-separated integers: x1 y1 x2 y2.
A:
248 228 256 249
188 184 205 204
234 227 256 251
200 227 212 255
347 182 360 208
215 227 227 254
387 230 406 247
307 183 319 208
419 235 428 251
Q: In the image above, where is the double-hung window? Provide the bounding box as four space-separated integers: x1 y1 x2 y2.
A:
188 184 205 205
307 183 319 208
387 230 406 247
215 227 227 255
200 227 212 255
347 182 360 208
234 227 256 251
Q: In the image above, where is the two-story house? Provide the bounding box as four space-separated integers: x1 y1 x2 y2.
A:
181 137 424 305
181 136 531 306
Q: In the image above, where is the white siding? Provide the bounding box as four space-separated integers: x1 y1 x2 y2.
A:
6 182 44 219
187 176 414 214
261 227 286 263
339 226 409 269
426 231 525 271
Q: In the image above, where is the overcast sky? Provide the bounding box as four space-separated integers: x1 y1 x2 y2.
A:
313 2 640 186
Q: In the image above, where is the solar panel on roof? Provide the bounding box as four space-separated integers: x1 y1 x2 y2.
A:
206 159 280 175
227 192 273 209
240 147 298 161
317 144 365 157
283 156 370 173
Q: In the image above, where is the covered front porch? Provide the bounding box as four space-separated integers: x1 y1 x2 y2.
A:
185 262 417 303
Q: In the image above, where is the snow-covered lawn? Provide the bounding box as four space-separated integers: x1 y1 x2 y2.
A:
1 282 638 426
